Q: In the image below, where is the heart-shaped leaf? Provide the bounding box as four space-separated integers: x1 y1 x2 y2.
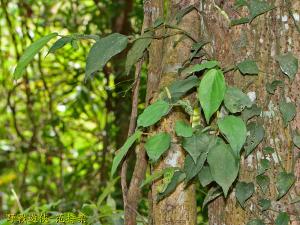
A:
137 100 170 127
207 142 239 196
237 60 259 75
184 153 207 183
276 172 295 200
198 69 226 123
218 115 247 157
266 80 284 94
145 132 171 162
275 212 290 225
198 165 213 187
279 100 296 127
248 0 275 22
276 53 298 80
256 174 270 193
224 87 253 113
258 199 271 211
241 104 262 122
235 181 255 207
244 122 265 156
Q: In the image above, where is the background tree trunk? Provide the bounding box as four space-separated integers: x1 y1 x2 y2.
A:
200 0 300 224
151 1 200 224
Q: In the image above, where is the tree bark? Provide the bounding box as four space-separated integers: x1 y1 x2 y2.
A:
151 1 200 224
200 0 300 224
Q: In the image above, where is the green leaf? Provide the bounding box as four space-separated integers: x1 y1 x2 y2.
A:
203 186 223 208
137 100 170 128
207 142 239 196
182 61 219 75
182 133 214 163
276 172 295 200
218 115 247 157
235 181 255 208
175 120 193 138
165 75 199 102
275 212 290 225
14 32 58 79
198 165 213 187
258 159 270 175
266 80 284 94
184 151 207 183
224 87 253 113
234 0 248 8
237 60 259 75
279 100 296 127
256 174 270 193
263 146 275 154
258 199 271 211
145 132 171 162
125 32 153 75
276 53 298 80
175 5 194 24
248 0 275 22
176 100 194 116
111 130 142 177
48 36 73 54
244 122 265 156
198 69 226 123
141 167 177 188
247 219 265 225
153 18 164 28
85 33 128 78
241 104 262 122
293 135 300 148
231 17 250 26
190 41 209 60
156 171 185 202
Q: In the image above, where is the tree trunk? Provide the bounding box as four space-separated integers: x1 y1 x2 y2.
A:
151 1 200 224
201 0 300 224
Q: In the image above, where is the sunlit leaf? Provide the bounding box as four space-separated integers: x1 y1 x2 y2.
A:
14 32 58 78
85 33 128 78
156 171 185 202
145 132 171 162
198 69 226 123
137 100 170 128
175 120 193 138
111 130 142 177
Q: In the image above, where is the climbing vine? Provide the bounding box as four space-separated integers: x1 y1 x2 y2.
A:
13 0 300 224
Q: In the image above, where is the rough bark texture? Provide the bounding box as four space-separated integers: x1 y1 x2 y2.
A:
151 1 200 224
200 0 300 224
